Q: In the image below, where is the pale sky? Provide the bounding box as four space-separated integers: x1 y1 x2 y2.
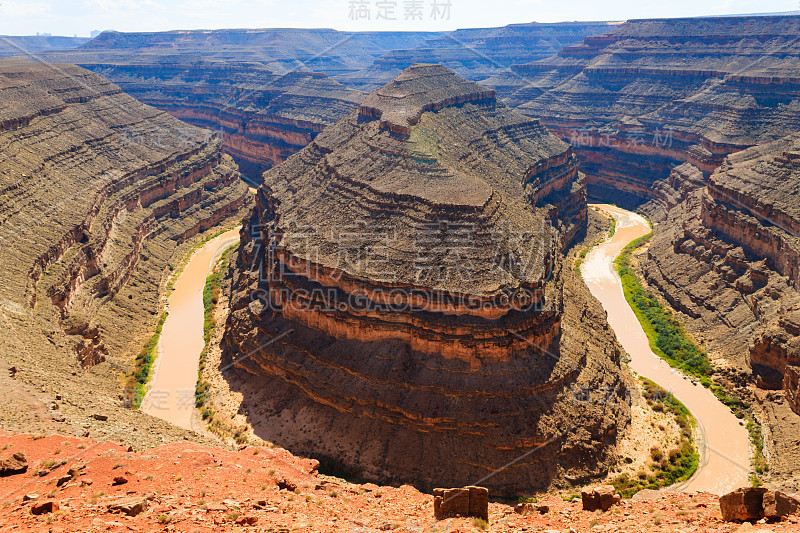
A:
0 0 798 37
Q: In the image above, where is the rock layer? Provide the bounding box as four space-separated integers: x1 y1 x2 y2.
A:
33 23 613 181
82 62 365 183
642 133 800 486
0 35 88 58
498 15 800 205
339 22 618 91
225 64 628 493
0 59 249 435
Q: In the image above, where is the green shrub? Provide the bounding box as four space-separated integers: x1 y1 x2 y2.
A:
125 311 168 408
611 378 699 497
196 243 238 410
615 234 713 380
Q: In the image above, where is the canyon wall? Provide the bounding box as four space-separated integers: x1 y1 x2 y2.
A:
0 59 249 442
82 62 365 183
643 134 800 485
225 64 628 493
0 35 89 58
337 22 618 90
49 28 438 79
25 17 800 205
31 22 614 180
496 15 800 205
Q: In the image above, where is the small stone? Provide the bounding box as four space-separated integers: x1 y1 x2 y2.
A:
112 475 128 485
81 478 94 486
514 502 549 515
56 474 72 487
23 493 39 502
67 465 85 478
236 516 258 526
205 504 227 511
31 500 59 515
92 413 108 421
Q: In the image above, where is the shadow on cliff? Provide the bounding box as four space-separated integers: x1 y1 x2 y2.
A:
217 312 592 495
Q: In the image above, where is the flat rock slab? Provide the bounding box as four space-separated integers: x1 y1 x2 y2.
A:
107 496 148 517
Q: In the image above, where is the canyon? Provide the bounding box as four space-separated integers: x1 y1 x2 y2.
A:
0 9 799 525
32 22 614 182
500 15 800 205
0 58 250 447
643 134 800 489
0 35 88 58
224 64 629 493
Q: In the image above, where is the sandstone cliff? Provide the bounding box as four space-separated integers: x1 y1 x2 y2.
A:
643 133 800 487
0 35 88 58
32 23 614 182
225 64 629 493
83 61 365 183
338 22 618 91
497 15 800 205
0 59 250 444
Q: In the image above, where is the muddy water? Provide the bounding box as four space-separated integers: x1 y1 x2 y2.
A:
142 229 240 431
581 204 750 495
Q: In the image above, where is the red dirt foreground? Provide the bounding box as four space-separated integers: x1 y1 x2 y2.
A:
1 432 799 533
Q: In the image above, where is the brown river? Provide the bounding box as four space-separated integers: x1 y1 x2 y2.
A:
581 204 750 494
142 228 240 432
141 209 749 493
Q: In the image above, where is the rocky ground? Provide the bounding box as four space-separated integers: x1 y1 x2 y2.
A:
2 431 798 533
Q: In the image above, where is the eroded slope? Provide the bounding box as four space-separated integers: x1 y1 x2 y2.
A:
643 134 800 487
498 15 800 204
225 64 629 493
0 59 250 445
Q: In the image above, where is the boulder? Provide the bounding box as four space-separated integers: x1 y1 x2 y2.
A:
434 486 488 521
763 490 800 520
719 487 767 522
581 485 621 511
31 500 58 515
0 451 27 477
468 486 489 521
107 496 148 516
236 516 258 526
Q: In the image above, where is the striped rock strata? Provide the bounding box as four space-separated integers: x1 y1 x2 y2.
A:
225 64 628 493
643 133 800 486
0 58 250 371
494 15 800 205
